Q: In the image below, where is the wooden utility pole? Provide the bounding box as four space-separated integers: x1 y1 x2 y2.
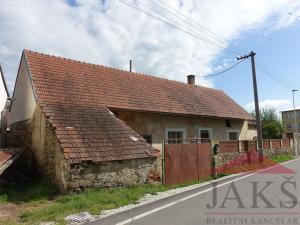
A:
237 51 263 161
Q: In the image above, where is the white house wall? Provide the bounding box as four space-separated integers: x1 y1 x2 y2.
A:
0 68 8 112
9 55 36 125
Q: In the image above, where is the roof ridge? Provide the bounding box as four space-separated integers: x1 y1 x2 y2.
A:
23 49 221 92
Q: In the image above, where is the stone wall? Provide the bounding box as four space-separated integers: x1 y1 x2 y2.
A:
68 158 161 191
31 105 71 192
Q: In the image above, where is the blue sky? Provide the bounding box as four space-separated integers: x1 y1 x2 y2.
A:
213 21 300 112
1 0 300 113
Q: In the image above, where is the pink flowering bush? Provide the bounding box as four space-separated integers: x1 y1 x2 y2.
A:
214 151 277 175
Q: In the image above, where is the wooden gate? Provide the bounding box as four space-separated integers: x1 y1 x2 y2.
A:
164 143 212 185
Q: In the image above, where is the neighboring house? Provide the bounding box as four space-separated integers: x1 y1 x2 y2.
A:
282 109 300 136
6 50 256 191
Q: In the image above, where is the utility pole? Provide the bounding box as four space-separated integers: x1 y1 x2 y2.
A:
292 90 298 133
237 51 263 161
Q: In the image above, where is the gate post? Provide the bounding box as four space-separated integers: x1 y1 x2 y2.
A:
197 142 200 181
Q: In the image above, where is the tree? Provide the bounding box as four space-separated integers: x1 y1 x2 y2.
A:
251 108 283 139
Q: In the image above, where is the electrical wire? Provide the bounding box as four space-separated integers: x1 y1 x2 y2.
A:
119 0 299 89
142 0 300 90
196 59 246 78
119 0 239 56
148 0 230 48
256 64 291 90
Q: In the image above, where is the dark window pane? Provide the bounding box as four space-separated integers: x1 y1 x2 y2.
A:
226 120 231 127
200 130 210 139
168 131 183 144
229 132 238 140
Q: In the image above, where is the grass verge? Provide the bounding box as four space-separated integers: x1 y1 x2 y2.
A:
0 175 226 225
270 153 294 163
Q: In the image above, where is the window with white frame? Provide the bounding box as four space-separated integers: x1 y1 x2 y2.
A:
199 128 212 141
228 130 239 140
166 128 186 144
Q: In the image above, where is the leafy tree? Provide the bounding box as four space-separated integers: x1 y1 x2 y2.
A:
251 108 283 139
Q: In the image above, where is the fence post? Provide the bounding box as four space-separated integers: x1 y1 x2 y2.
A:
280 139 283 148
270 139 272 150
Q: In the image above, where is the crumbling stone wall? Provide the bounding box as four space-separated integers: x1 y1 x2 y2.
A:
69 158 161 191
31 105 71 192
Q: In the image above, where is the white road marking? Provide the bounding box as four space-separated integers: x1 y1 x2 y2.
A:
115 157 300 225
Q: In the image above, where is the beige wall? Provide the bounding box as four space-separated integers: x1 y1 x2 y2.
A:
9 55 36 125
114 110 256 151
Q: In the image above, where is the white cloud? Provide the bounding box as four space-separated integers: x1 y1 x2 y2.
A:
0 0 299 93
245 99 292 112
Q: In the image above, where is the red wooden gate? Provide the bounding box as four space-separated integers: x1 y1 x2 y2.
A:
164 143 212 185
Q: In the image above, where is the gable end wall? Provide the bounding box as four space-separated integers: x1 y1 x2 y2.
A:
9 54 36 125
32 104 70 192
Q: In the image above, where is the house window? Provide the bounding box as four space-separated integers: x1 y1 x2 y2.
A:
199 128 212 141
143 135 152 144
228 131 239 140
226 120 231 128
166 128 186 144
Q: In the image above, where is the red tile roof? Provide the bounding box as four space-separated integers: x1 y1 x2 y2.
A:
25 50 252 120
23 50 252 163
24 50 161 164
43 103 159 164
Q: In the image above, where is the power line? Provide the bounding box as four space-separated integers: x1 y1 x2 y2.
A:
119 0 239 56
256 64 291 90
148 0 231 48
151 0 298 88
120 0 298 91
256 58 300 90
196 59 246 78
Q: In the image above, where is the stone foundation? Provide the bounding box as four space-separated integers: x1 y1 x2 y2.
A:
69 158 161 191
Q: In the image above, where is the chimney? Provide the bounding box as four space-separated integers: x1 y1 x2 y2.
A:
187 75 195 85
129 60 132 72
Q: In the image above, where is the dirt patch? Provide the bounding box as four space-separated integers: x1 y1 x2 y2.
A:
0 202 22 224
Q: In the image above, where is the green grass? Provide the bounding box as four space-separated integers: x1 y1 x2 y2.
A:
0 174 227 224
0 194 8 203
270 154 294 163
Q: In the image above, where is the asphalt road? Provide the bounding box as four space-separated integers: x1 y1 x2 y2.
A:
88 158 300 225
